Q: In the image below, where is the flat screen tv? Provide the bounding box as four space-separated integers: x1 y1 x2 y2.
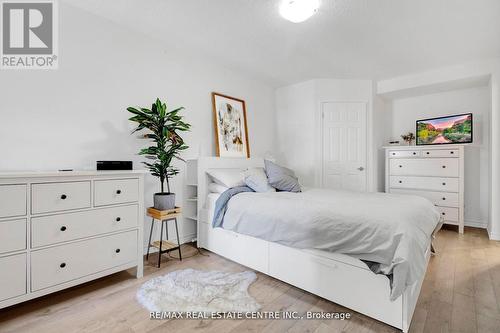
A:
416 113 472 145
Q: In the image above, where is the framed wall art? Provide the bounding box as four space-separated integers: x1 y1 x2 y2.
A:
212 92 250 158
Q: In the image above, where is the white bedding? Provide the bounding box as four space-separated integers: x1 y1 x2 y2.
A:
207 192 368 269
207 193 221 218
218 188 441 300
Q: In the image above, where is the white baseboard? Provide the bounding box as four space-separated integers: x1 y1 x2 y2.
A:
142 232 197 255
464 219 488 229
487 226 500 241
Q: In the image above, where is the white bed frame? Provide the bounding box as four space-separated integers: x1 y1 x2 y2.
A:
195 157 429 332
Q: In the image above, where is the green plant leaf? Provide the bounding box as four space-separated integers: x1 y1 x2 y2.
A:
127 98 191 188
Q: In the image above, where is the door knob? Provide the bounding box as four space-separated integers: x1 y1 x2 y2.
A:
357 167 365 171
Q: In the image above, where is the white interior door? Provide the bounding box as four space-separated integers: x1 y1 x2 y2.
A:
321 102 367 191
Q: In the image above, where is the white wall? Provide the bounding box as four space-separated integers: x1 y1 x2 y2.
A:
390 86 491 228
274 80 316 185
373 95 393 192
275 79 383 190
490 71 500 237
0 3 277 249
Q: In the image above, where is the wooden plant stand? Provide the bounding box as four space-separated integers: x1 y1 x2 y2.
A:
146 207 182 268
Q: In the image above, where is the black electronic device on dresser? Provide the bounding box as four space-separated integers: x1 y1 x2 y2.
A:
96 161 133 170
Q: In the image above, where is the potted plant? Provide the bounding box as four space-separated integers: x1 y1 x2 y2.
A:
127 98 190 210
401 132 416 146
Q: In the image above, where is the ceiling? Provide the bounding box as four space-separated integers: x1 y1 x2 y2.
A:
69 0 500 86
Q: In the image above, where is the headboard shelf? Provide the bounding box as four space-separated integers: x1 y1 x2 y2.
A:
198 157 263 211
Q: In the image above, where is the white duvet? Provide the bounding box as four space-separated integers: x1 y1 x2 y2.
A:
220 188 441 300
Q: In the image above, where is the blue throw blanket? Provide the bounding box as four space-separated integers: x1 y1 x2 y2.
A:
212 186 254 228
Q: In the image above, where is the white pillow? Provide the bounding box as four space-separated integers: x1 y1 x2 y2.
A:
206 169 245 188
244 167 276 192
208 183 228 193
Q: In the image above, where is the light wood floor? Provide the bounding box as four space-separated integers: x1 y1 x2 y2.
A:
1 227 500 333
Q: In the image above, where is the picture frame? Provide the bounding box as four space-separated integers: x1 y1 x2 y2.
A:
416 113 473 145
211 92 250 158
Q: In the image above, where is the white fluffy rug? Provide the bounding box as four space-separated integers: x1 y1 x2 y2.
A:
136 269 261 313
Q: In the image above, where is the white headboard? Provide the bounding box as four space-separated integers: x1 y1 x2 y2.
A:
196 157 264 222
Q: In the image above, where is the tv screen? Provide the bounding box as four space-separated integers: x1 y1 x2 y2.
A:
416 113 472 145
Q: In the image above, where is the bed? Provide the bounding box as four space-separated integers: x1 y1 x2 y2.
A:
195 157 439 332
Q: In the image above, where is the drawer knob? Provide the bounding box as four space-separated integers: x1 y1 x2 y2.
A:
399 165 402 168
116 217 121 222
442 165 446 168
60 226 67 231
60 263 66 268
426 152 430 155
442 212 446 216
61 194 67 200
398 180 402 183
412 152 416 155
450 151 454 154
442 182 446 186
116 189 122 194
392 153 396 155
442 197 446 200
115 248 121 253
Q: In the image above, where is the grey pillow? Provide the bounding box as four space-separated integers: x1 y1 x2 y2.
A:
244 167 276 193
264 160 301 192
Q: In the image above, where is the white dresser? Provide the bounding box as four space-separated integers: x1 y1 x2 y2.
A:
385 146 464 233
0 171 145 309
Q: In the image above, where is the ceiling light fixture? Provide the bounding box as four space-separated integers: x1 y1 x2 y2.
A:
279 0 320 23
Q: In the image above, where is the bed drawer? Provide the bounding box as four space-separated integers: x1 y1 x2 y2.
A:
0 219 26 254
389 176 459 192
437 207 459 223
0 184 27 218
390 189 459 207
200 223 268 273
422 149 459 158
32 182 91 214
94 179 139 207
31 230 137 291
31 205 138 248
389 158 459 177
388 150 420 158
268 242 402 329
0 253 26 302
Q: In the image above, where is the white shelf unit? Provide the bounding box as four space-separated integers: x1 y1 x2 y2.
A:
184 160 198 241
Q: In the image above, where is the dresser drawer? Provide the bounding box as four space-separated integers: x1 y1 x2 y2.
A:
31 205 138 248
389 176 459 192
389 158 459 177
422 149 459 158
94 179 139 207
0 184 26 218
32 182 91 214
388 150 420 158
0 253 26 302
437 207 459 223
390 189 459 207
0 219 26 254
31 230 137 291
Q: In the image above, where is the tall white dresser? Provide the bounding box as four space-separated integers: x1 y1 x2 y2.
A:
0 171 145 309
385 145 464 233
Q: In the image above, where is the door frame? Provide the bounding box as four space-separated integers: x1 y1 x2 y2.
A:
316 100 372 191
